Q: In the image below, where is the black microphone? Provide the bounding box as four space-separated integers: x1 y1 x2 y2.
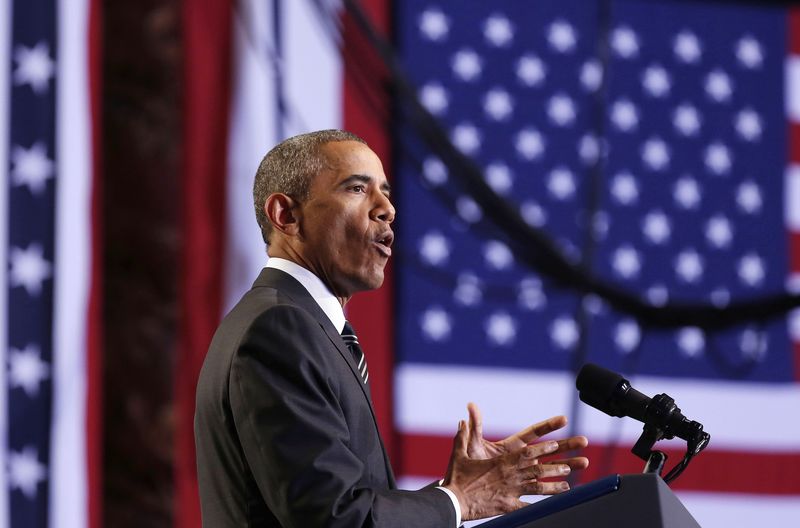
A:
576 363 709 447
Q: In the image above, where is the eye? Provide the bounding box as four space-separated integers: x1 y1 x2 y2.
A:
350 184 366 193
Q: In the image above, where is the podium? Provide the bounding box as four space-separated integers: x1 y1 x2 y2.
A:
480 473 701 528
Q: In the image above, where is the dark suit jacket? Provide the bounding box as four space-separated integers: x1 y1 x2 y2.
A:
195 267 456 527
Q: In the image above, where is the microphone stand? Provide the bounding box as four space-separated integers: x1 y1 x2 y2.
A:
630 393 710 483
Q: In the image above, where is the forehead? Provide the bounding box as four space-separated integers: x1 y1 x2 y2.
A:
317 141 385 180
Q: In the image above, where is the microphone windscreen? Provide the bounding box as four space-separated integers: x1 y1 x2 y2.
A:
576 363 626 417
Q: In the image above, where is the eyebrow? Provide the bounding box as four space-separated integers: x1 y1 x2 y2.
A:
341 174 392 195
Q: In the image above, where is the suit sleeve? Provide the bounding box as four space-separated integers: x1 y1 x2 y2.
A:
229 305 456 528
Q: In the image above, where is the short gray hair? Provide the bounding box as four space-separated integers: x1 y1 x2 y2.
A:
253 129 367 243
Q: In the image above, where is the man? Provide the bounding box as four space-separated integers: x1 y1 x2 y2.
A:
195 130 589 527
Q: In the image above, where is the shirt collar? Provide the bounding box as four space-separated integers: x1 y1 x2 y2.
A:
265 257 346 333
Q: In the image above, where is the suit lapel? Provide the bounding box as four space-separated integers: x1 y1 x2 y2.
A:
253 268 394 482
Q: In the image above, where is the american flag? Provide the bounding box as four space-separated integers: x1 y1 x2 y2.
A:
392 0 800 525
175 0 800 527
0 0 101 527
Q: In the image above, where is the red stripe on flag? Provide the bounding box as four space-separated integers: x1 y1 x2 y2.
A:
398 433 800 496
342 0 397 463
87 0 104 525
177 1 233 526
789 8 800 55
790 123 800 164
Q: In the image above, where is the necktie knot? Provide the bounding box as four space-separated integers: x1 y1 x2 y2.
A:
341 321 368 384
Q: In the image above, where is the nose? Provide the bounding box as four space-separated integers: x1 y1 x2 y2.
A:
372 192 395 224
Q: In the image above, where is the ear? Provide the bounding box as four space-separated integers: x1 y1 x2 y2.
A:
264 193 301 236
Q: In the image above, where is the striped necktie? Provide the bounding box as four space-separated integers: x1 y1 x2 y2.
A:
341 321 368 384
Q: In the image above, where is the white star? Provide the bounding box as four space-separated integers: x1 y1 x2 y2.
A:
419 83 449 115
10 244 52 296
615 319 641 353
578 134 600 165
738 253 765 286
484 14 514 47
610 171 639 205
735 108 762 142
642 64 671 98
610 99 639 132
420 306 452 341
422 157 448 186
611 26 639 59
515 128 545 160
484 240 514 270
14 42 54 94
456 196 483 223
547 93 576 127
419 8 450 41
9 447 46 499
711 288 730 308
705 214 733 248
674 176 702 209
11 142 54 195
675 249 704 283
736 35 763 69
547 19 577 53
485 162 513 195
642 210 671 244
451 123 481 155
612 245 641 279
641 137 670 171
454 273 483 307
550 316 579 350
646 284 669 306
583 294 605 316
485 312 517 346
518 277 546 310
483 88 514 121
705 69 733 102
674 31 702 64
592 211 610 239
739 328 767 361
547 167 576 200
580 60 603 92
418 231 450 266
676 327 705 358
673 103 702 136
520 201 547 227
704 142 732 175
736 181 762 214
8 344 49 397
517 55 547 87
451 49 482 82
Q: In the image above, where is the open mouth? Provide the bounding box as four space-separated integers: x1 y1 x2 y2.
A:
374 231 394 257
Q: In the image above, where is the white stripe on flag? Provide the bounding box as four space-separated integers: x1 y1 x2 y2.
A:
50 0 90 525
785 165 800 231
395 363 800 450
0 0 11 525
282 0 342 137
224 0 279 313
225 0 343 310
786 56 800 123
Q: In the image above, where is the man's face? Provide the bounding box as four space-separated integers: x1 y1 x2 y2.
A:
294 141 395 299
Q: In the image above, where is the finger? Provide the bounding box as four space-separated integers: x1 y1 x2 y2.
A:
510 415 569 445
525 463 572 480
521 440 560 461
451 419 468 455
467 402 483 447
547 456 590 471
522 479 571 495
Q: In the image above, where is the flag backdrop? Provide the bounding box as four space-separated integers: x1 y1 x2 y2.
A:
0 0 102 527
176 0 800 527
